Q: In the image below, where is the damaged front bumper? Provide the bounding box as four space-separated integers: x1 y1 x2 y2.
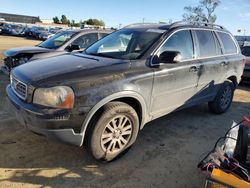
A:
6 84 85 146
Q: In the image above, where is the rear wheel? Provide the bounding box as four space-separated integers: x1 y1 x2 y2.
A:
86 102 139 161
208 80 235 114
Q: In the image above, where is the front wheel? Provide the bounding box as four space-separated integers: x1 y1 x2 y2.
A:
86 102 139 161
208 80 235 114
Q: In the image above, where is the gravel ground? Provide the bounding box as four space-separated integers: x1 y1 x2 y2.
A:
0 36 249 188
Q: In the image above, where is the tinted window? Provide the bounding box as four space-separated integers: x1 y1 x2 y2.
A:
72 33 98 49
158 30 194 61
195 30 217 57
217 32 237 54
85 28 163 60
242 46 250 56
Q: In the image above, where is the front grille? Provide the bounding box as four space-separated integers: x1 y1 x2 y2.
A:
10 75 27 100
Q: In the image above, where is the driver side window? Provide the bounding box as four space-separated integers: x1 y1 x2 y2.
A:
158 30 194 61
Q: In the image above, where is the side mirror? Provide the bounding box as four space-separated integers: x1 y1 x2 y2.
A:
67 44 80 52
154 51 181 64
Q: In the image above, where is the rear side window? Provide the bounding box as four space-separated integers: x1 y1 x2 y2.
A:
242 46 250 56
195 30 217 57
217 32 237 54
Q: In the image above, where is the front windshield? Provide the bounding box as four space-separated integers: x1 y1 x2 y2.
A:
38 31 76 49
85 28 165 60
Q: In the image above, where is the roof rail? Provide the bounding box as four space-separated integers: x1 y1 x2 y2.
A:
169 21 226 30
124 22 163 28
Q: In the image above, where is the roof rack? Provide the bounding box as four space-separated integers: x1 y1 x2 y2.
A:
124 22 165 28
169 21 226 30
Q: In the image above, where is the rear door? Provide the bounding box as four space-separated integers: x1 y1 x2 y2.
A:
194 29 226 102
216 32 241 79
151 29 201 118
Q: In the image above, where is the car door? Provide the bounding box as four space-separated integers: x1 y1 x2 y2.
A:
194 29 226 102
150 29 201 118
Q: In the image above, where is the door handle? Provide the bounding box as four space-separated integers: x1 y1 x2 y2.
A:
220 61 228 66
189 66 199 72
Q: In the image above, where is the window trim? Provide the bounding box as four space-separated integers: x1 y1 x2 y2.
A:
212 31 223 55
150 28 240 66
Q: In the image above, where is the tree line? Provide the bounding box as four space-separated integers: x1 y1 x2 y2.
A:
52 15 105 27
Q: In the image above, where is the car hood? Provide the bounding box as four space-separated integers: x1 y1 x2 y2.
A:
3 46 52 57
13 53 127 84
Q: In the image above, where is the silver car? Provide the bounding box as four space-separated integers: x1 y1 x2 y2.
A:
1 29 111 74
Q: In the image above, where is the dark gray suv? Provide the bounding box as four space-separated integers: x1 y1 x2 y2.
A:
6 22 245 161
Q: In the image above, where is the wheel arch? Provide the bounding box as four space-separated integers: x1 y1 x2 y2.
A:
226 75 238 88
79 91 149 146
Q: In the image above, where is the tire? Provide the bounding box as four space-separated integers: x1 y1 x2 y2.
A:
208 80 235 114
86 101 139 161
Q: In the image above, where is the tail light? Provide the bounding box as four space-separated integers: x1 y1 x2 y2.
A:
243 56 247 65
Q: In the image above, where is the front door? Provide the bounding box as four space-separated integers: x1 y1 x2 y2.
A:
150 29 200 118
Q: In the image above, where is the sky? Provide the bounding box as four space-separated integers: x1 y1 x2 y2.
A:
0 0 250 35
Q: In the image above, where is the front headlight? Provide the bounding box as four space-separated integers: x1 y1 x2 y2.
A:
19 57 30 64
33 86 74 109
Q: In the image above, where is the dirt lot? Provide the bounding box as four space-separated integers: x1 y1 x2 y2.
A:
0 36 249 188
0 35 40 61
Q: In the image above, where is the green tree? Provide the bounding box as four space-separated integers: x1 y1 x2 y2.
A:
37 16 41 22
84 18 105 26
183 0 221 23
61 15 69 24
53 16 60 24
69 20 80 27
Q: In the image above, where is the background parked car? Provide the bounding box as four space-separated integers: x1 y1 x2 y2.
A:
32 26 48 39
38 28 61 41
1 29 111 74
235 35 250 48
1 23 25 36
0 22 4 34
241 45 250 83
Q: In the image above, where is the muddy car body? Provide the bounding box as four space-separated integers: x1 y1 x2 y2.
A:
1 29 111 74
6 22 245 161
